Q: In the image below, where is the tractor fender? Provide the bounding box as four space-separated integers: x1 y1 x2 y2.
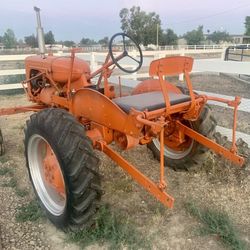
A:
72 88 142 137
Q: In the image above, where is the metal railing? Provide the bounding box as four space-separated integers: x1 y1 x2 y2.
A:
224 45 250 62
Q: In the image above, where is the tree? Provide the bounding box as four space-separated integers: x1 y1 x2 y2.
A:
2 29 17 49
184 26 204 45
80 37 96 45
207 31 232 44
17 39 25 48
44 31 55 44
24 34 38 48
119 6 163 45
245 16 250 36
161 29 178 45
62 40 75 47
0 36 3 43
98 36 109 46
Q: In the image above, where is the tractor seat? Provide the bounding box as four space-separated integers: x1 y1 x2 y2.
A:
113 91 191 113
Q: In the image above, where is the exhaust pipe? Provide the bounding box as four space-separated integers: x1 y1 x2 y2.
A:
34 6 46 57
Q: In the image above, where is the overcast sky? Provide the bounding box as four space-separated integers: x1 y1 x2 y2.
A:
0 0 249 42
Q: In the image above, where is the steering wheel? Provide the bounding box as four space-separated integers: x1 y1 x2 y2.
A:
108 33 143 74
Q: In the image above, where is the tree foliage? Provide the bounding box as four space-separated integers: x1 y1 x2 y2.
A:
44 31 55 44
80 37 96 45
2 29 17 49
184 26 204 45
98 36 109 46
245 16 250 36
24 34 38 48
120 6 162 46
62 40 75 47
207 31 232 44
161 29 178 45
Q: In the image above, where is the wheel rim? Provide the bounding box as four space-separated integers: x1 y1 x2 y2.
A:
27 134 66 216
152 138 194 160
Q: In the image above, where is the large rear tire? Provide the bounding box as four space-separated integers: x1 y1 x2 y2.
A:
24 108 102 230
148 105 216 170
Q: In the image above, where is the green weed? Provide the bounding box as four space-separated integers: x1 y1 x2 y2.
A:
0 166 13 176
16 200 43 222
185 201 247 250
68 205 151 250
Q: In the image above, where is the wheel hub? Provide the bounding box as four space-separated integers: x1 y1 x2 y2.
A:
43 144 65 198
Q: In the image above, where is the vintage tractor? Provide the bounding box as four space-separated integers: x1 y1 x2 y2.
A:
0 7 245 230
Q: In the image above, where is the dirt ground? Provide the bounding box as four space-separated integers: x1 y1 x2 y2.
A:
0 74 250 250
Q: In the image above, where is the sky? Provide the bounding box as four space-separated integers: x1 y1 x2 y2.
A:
0 0 249 42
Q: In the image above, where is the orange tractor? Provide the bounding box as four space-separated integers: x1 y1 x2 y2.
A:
0 7 245 230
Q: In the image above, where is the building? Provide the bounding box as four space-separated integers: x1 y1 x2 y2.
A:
230 35 250 44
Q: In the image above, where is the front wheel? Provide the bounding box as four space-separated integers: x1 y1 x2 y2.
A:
24 108 102 230
148 106 216 170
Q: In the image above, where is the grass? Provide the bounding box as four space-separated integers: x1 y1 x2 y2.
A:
15 188 29 197
1 170 28 197
110 178 133 193
2 177 17 188
4 177 28 197
68 205 151 250
185 201 248 250
0 166 13 176
0 155 9 164
16 200 43 222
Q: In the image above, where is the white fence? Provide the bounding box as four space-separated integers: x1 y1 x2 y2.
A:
1 47 250 89
1 43 249 54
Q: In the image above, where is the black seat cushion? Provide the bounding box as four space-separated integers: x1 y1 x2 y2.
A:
113 91 190 113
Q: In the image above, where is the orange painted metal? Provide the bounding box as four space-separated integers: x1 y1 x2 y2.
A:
177 121 245 166
89 52 125 80
25 55 91 85
39 87 57 105
66 50 76 99
43 143 65 197
205 95 241 154
113 131 139 149
149 56 193 76
72 88 143 137
99 141 174 208
87 122 113 146
131 79 182 95
148 56 197 117
159 125 166 190
0 104 47 116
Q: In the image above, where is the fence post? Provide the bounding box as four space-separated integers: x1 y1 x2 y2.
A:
90 52 97 71
221 48 227 60
179 51 185 81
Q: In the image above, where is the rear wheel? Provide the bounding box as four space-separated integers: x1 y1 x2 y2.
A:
24 108 102 230
148 105 216 170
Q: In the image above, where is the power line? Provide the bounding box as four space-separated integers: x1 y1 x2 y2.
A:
168 2 250 25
